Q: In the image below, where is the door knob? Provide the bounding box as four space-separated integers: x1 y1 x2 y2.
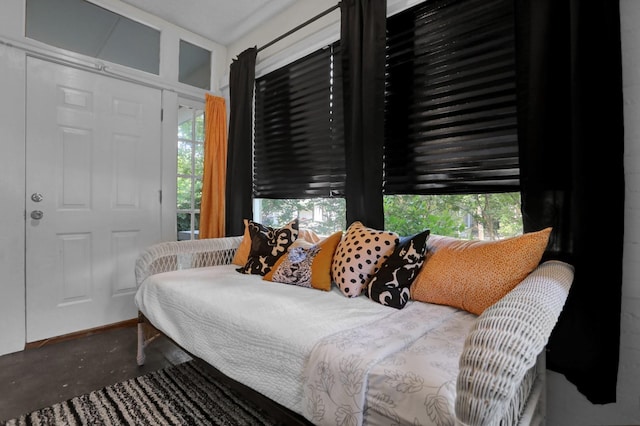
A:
30 210 44 220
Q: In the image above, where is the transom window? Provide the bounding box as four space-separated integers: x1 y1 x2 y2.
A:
179 40 211 90
25 0 160 75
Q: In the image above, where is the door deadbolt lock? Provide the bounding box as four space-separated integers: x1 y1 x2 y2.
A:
30 210 44 220
31 193 43 202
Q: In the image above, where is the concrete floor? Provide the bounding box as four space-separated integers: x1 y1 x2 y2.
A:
0 325 190 422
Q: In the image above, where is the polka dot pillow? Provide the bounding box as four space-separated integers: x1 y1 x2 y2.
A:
331 221 398 297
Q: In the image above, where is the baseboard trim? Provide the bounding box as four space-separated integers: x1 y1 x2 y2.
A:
25 319 137 350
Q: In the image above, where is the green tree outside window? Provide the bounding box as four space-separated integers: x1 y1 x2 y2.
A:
177 103 204 240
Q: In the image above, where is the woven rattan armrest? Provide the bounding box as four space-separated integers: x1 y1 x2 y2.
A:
134 236 243 288
455 260 575 426
134 236 243 366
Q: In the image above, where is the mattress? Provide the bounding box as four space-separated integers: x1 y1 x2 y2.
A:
135 264 477 424
135 264 397 414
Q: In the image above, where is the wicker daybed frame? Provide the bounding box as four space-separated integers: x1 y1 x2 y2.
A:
134 236 574 426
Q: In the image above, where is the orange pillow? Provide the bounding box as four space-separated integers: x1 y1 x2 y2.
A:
263 231 342 291
411 227 552 315
231 219 251 266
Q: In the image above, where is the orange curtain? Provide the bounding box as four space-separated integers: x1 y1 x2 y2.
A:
199 94 227 238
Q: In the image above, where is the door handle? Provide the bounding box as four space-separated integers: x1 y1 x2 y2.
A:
30 210 44 220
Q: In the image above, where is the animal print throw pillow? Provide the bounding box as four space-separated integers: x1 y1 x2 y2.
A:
365 229 430 309
263 231 342 291
331 221 398 297
267 246 320 288
233 222 321 267
236 219 299 276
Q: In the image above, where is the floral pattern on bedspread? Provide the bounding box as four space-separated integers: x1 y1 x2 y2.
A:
302 302 476 426
367 312 476 426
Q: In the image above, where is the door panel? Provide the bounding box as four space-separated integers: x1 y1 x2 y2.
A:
25 57 162 342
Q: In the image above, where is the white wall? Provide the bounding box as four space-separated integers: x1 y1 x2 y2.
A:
0 2 27 354
0 0 227 356
224 1 640 425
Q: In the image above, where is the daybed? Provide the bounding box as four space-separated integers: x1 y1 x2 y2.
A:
134 225 574 426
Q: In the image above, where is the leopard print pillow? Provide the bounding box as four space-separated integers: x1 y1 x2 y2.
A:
263 231 343 291
331 221 398 297
236 219 298 276
269 246 321 288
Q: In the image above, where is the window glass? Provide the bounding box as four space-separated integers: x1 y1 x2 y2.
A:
176 177 192 210
195 112 205 142
254 198 346 236
26 0 160 74
194 144 204 176
178 120 193 139
194 179 203 210
177 104 205 240
179 40 211 90
384 194 522 239
256 195 522 239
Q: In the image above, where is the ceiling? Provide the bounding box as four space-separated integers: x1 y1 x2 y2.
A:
119 0 300 46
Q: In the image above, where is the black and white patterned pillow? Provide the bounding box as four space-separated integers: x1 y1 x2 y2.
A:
331 221 398 297
365 229 430 309
236 219 299 276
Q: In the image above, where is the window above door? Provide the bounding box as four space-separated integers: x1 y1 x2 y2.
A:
26 0 160 75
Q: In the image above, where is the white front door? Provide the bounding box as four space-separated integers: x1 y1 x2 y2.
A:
25 57 162 342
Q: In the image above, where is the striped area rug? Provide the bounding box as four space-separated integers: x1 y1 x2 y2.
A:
1 360 282 426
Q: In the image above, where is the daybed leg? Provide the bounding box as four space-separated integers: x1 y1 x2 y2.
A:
136 312 146 366
539 352 547 426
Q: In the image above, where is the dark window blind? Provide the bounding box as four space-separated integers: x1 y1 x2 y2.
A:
384 0 519 195
254 43 345 199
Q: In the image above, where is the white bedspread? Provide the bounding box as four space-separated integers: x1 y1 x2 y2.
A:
135 264 399 414
135 264 477 424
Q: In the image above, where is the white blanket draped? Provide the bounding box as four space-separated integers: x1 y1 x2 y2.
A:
303 302 476 426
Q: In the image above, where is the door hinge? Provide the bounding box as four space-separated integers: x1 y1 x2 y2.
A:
160 109 164 122
159 189 162 204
